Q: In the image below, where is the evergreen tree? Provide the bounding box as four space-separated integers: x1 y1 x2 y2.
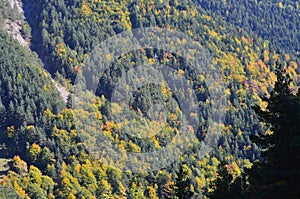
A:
247 64 300 198
209 162 248 199
210 65 300 199
66 94 73 109
174 164 194 199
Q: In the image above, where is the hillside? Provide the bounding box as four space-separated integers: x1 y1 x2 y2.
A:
196 0 300 61
0 0 299 198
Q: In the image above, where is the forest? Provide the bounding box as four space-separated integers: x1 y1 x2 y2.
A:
0 0 299 198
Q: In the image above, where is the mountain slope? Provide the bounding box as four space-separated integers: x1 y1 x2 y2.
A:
0 0 298 198
0 28 128 198
196 0 300 61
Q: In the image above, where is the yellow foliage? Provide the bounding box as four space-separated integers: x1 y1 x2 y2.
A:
17 73 22 80
265 129 273 136
202 14 211 21
29 165 43 185
190 8 198 17
29 143 41 161
289 61 298 70
13 155 28 175
13 155 22 164
81 0 92 16
264 50 269 62
106 53 112 62
161 81 169 98
178 69 185 77
56 43 67 58
13 181 26 198
261 100 268 111
153 139 160 149
243 159 253 169
241 36 249 44
225 88 231 96
238 129 243 136
26 125 34 131
7 126 15 138
68 193 76 199
211 157 220 166
148 186 159 199
195 176 203 188
209 29 218 39
44 109 55 119
272 53 280 60
129 141 141 153
68 57 73 64
263 40 269 49
230 162 241 176
285 54 291 61
101 179 112 190
148 58 155 64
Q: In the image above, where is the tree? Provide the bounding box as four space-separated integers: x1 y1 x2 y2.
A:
11 155 28 176
209 162 248 199
248 65 300 198
210 65 300 199
0 186 21 199
174 164 194 199
66 94 73 109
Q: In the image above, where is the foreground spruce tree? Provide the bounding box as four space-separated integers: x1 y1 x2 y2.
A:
248 65 300 199
210 64 300 199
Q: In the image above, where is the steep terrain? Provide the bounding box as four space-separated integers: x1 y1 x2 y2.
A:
196 0 300 61
0 0 298 198
0 0 30 47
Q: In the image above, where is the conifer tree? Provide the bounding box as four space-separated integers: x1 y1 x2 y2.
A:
210 64 300 199
248 64 300 198
174 163 194 199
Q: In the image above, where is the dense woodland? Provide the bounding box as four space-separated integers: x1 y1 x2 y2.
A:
0 0 299 198
197 0 300 61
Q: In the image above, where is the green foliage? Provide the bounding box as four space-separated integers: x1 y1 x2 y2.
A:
0 186 21 199
209 162 248 199
197 0 300 63
210 66 300 199
0 0 299 198
247 65 300 198
1 163 55 199
0 29 64 152
174 164 194 198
